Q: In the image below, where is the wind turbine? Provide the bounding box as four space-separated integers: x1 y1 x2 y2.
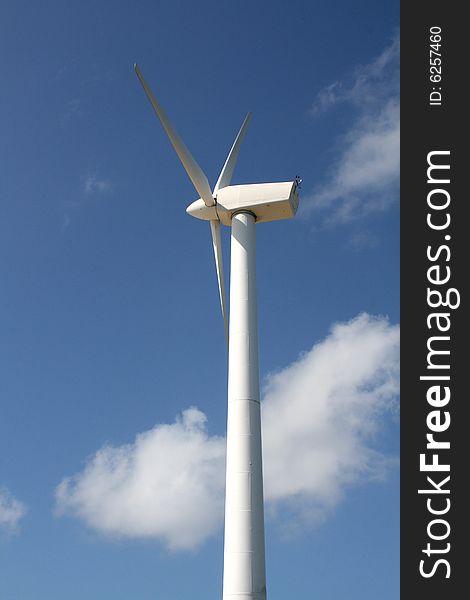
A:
135 64 300 600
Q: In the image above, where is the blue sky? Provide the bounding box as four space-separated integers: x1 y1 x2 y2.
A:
0 1 399 598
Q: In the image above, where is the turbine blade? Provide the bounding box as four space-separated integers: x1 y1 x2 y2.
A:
210 220 229 345
134 64 215 207
213 112 252 196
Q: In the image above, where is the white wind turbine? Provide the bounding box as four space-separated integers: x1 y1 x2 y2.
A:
135 64 300 600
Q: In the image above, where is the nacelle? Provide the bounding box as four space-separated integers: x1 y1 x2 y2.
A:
216 181 299 225
186 181 300 225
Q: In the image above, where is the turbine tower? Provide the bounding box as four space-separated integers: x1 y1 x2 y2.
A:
135 65 299 600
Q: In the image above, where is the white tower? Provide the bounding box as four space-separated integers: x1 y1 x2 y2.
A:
223 211 266 599
135 65 299 600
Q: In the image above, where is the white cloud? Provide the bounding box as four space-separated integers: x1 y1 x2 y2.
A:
262 313 399 527
0 487 27 533
55 408 225 551
56 314 399 549
304 37 399 223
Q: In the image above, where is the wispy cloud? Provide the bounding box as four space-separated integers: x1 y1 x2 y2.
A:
311 81 344 115
82 173 113 195
56 313 399 550
303 36 399 224
311 36 399 115
61 98 85 126
60 172 114 232
348 231 379 251
0 487 27 534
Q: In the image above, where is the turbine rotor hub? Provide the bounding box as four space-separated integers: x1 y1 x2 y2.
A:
186 198 218 220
